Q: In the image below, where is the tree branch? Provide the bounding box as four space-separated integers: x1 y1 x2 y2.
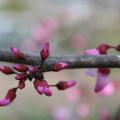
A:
0 49 120 72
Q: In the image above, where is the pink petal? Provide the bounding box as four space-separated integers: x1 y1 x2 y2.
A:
95 73 110 92
84 49 99 55
13 64 28 72
99 82 115 96
67 80 76 87
0 98 11 106
0 88 17 106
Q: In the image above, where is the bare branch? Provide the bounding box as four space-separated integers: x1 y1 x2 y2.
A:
0 49 120 72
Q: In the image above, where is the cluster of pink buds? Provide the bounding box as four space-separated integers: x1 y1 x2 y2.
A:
0 42 76 106
84 43 120 93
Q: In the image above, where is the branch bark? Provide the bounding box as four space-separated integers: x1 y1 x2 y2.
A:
0 49 120 72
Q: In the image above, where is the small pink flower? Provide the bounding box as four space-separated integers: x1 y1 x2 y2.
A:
53 62 69 71
40 42 50 61
13 64 28 72
15 74 27 81
56 80 76 90
95 68 110 92
33 79 52 96
11 47 25 60
0 66 14 74
0 88 17 106
98 82 115 97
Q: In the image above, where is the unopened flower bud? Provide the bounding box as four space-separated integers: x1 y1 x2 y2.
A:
97 44 110 54
40 42 49 61
15 74 27 80
0 66 14 74
33 79 52 96
18 80 25 89
13 64 28 72
0 88 17 106
56 80 76 90
28 66 38 74
11 47 25 59
53 62 69 71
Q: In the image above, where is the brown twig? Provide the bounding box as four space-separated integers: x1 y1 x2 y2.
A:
0 49 120 72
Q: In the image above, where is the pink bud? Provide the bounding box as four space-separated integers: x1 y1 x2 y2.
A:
40 42 49 61
33 79 52 96
56 80 76 90
34 79 44 95
15 74 27 80
97 44 110 54
0 66 14 74
28 66 38 74
13 64 28 72
98 68 110 75
42 80 52 96
11 47 25 59
0 88 17 106
85 69 97 77
18 80 25 89
53 62 69 71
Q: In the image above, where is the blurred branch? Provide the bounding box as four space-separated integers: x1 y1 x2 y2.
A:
0 50 120 72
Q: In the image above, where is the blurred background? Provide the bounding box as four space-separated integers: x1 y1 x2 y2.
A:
0 0 120 120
